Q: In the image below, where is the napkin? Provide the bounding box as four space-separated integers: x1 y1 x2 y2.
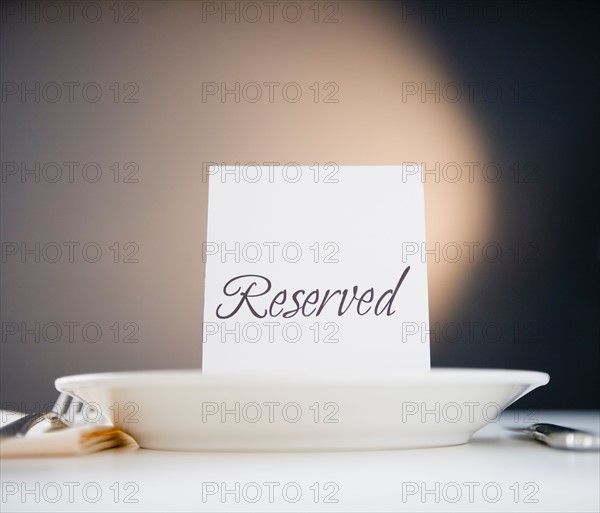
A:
0 411 138 458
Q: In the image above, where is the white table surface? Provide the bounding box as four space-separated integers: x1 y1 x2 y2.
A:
1 410 598 512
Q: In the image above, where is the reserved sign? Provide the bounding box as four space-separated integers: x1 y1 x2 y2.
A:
202 165 430 376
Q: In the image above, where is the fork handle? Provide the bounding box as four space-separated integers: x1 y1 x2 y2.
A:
0 410 65 439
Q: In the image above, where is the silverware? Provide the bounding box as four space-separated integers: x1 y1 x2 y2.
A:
509 423 600 451
0 393 87 439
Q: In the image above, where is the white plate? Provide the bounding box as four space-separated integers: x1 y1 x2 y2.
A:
55 369 549 451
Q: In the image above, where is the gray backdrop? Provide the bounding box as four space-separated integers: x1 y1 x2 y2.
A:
1 0 598 409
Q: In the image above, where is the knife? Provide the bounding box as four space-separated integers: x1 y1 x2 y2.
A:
509 423 600 451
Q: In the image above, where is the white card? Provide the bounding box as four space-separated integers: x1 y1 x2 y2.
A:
202 165 430 376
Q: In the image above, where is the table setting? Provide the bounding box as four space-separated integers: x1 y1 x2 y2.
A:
2 164 598 512
1 2 598 512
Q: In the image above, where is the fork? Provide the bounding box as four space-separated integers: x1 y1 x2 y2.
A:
0 393 88 438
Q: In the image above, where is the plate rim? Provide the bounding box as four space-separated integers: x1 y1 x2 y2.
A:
55 368 550 391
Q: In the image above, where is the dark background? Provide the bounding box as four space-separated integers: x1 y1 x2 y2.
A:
1 0 598 410
401 0 599 408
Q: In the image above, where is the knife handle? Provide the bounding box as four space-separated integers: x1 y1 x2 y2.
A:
529 423 600 451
